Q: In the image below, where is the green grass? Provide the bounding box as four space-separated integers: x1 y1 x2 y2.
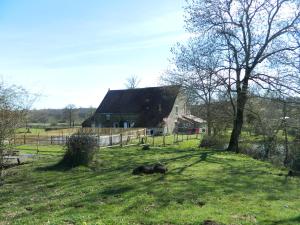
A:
16 145 65 155
1 140 300 225
16 128 47 135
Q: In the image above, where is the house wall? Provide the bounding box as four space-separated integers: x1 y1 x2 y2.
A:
163 92 189 134
92 113 138 128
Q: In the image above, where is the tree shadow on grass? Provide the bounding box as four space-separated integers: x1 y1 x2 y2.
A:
35 160 74 172
100 185 134 196
99 146 202 174
171 151 216 174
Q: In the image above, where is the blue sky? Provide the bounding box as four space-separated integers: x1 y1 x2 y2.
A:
0 0 188 109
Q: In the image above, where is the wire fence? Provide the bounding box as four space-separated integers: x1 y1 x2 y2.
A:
11 128 147 146
10 128 203 156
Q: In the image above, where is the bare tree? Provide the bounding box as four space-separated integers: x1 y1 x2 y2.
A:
163 38 222 135
185 0 300 152
63 104 77 127
0 82 33 184
125 75 140 89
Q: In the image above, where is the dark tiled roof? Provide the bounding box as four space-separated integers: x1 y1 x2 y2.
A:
95 85 181 127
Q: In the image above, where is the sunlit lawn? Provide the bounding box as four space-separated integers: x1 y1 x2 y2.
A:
1 140 300 225
16 145 65 155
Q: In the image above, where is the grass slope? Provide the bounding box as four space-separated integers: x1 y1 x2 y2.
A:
1 140 300 225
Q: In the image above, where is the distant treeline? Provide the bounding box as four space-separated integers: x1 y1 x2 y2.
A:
27 107 96 126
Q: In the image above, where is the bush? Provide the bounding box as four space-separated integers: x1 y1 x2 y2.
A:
239 142 266 160
289 141 300 171
199 135 226 149
61 133 98 167
142 144 150 150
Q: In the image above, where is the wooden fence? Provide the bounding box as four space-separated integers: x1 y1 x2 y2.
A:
3 132 203 166
3 128 204 163
11 128 147 147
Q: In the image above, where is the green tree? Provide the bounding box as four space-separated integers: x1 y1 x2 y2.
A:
185 0 300 152
0 82 33 184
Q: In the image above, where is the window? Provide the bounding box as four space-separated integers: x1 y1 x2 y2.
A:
106 114 111 121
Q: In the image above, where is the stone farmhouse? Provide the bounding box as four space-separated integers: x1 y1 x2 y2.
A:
82 85 206 135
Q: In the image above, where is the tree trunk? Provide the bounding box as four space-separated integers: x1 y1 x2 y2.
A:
283 101 289 167
206 104 212 136
207 120 212 136
227 90 248 153
0 147 4 186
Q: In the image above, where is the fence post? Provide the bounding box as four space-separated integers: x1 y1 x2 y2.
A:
173 133 176 144
98 134 101 149
109 129 113 146
50 136 53 145
36 133 40 154
23 135 26 145
97 128 100 148
163 135 166 147
120 133 123 147
152 135 155 146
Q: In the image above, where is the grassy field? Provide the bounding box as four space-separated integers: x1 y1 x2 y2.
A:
16 128 80 136
16 145 66 155
1 140 300 225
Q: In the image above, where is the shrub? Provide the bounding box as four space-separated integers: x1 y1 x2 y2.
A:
289 141 300 171
61 133 98 167
142 144 150 150
239 142 266 160
199 135 226 149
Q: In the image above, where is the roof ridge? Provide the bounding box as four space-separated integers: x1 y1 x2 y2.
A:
108 85 180 92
